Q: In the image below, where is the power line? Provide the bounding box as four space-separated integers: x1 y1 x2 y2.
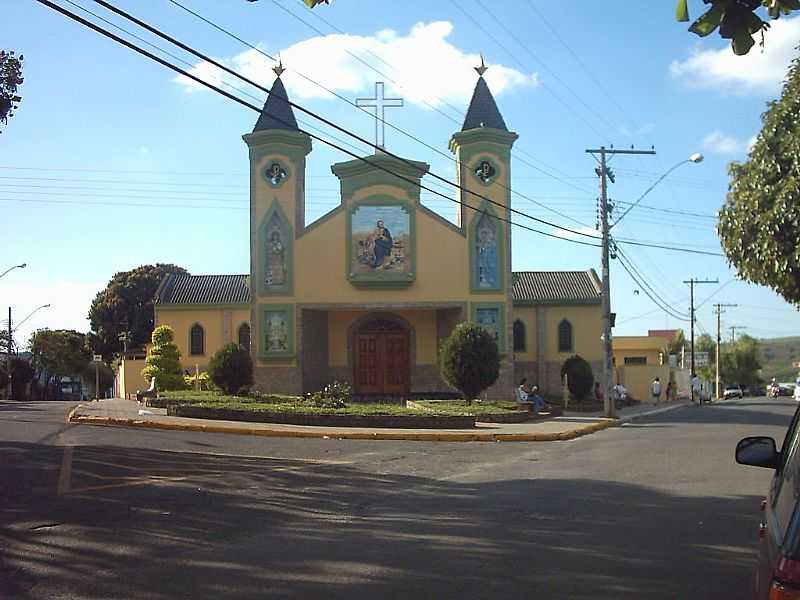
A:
524 0 637 129
616 249 688 318
31 0 604 250
449 0 611 141
167 0 596 226
615 238 724 257
274 0 599 191
616 252 689 321
615 200 718 220
79 0 606 241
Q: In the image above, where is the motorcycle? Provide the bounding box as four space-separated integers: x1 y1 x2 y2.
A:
769 384 781 399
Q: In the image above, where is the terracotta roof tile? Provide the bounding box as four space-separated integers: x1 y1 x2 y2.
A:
512 270 601 304
155 274 250 305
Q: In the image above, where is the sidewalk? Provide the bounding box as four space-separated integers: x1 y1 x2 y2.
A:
68 397 691 442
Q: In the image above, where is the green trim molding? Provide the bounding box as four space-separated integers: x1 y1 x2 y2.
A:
346 195 416 288
469 199 505 294
261 160 291 189
258 303 295 359
471 301 507 354
258 199 294 296
470 155 501 187
332 153 429 202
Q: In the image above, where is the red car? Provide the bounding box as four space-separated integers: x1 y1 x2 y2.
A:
737 407 800 599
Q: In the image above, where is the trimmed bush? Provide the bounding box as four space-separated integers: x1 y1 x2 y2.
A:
560 355 594 400
439 322 500 404
208 343 253 395
141 325 187 391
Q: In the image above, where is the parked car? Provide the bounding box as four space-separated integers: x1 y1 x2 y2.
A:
736 407 800 598
780 384 796 397
748 385 767 397
723 385 744 400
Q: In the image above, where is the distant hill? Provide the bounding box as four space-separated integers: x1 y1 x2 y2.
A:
759 336 800 382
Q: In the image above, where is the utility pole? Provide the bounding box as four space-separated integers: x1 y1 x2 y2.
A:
683 278 718 404
713 303 737 400
6 307 11 401
586 145 656 418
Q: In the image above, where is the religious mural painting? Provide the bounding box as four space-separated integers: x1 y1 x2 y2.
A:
259 201 292 295
475 211 499 289
265 212 287 288
473 158 497 184
472 302 505 353
260 305 294 358
348 202 414 285
264 161 288 187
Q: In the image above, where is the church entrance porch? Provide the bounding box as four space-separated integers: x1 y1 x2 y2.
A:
353 319 410 395
298 305 465 398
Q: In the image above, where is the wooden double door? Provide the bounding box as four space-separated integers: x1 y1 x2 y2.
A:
353 323 410 395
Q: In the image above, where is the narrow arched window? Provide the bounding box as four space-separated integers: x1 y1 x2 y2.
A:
238 323 251 349
558 320 573 353
513 319 526 352
190 323 205 356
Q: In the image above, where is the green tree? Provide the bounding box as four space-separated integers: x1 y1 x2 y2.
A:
439 322 500 404
208 343 253 395
0 50 23 133
31 329 92 386
560 355 594 400
676 0 800 55
141 325 186 391
721 334 763 385
9 357 34 400
718 52 800 304
88 263 189 359
694 333 717 382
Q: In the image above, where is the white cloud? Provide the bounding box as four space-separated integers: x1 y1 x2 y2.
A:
174 21 538 109
669 16 800 94
702 130 753 155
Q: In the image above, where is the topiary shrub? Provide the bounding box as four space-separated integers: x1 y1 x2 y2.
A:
306 380 351 409
560 355 594 400
439 322 500 404
141 325 187 391
208 343 253 395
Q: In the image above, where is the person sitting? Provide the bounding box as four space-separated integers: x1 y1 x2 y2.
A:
516 378 536 411
528 385 547 413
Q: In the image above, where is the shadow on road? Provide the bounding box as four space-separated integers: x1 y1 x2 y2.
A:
638 402 796 428
0 440 762 600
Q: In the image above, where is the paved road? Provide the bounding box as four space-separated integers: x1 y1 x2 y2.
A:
0 398 796 599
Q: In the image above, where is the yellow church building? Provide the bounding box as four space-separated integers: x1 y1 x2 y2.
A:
151 66 603 399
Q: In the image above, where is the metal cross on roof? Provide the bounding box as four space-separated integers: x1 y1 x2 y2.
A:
355 82 403 149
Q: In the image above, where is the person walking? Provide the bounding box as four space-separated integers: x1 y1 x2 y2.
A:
665 381 673 403
651 376 662 403
691 373 702 405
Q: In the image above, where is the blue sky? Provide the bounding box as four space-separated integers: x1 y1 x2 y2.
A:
3 0 800 350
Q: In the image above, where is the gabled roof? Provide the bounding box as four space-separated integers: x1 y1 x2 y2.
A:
155 274 250 305
512 270 602 305
461 76 508 132
253 76 299 132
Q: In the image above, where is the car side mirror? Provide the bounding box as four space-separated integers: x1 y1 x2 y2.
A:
736 436 779 469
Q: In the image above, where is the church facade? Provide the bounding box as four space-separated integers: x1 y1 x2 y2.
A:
152 69 603 399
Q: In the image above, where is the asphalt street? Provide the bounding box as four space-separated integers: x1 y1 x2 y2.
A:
0 397 795 599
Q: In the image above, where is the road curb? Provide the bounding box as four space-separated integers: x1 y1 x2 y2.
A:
67 412 620 443
618 402 692 423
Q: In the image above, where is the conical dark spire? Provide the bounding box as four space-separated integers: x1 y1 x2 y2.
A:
253 75 299 133
461 76 508 132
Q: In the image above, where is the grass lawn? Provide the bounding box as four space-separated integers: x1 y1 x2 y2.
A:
413 400 524 415
160 391 481 416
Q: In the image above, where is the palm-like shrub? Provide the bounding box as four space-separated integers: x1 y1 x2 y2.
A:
141 325 186 391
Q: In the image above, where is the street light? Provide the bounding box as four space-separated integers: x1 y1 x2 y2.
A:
0 263 27 279
13 304 51 332
611 154 704 228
